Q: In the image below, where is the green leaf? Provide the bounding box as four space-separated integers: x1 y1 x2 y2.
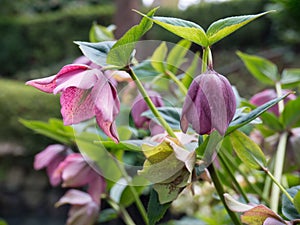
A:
282 186 300 220
237 51 279 85
132 60 161 78
207 11 273 45
182 51 200 88
120 175 150 207
98 208 118 223
227 92 290 134
107 8 158 67
89 23 115 42
75 41 116 66
95 140 143 152
136 11 208 47
281 68 300 88
281 97 300 129
141 107 181 130
241 101 283 132
294 190 300 214
75 132 122 182
166 39 191 74
147 188 171 225
151 42 167 73
19 118 74 145
230 130 267 170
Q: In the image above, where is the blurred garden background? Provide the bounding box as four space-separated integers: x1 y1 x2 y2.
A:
0 0 300 224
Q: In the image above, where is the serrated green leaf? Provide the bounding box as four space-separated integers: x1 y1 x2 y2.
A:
141 107 181 130
89 23 115 43
136 11 208 47
75 41 116 66
227 92 290 134
151 42 167 73
182 51 200 88
281 68 300 88
282 186 300 220
166 39 191 74
230 130 266 169
281 97 300 129
20 118 74 145
147 188 171 225
107 8 158 67
207 11 273 45
237 51 279 85
75 132 122 182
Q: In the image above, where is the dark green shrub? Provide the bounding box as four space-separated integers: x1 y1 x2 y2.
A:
0 79 61 152
0 4 114 77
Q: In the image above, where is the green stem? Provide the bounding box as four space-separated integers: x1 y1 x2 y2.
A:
265 166 294 204
218 151 249 203
127 66 177 138
270 81 288 213
201 47 208 73
165 70 188 95
114 158 149 225
270 131 289 212
207 164 242 225
107 198 136 225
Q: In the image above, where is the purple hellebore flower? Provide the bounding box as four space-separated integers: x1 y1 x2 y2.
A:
250 89 296 117
54 153 106 204
131 90 164 129
26 64 120 142
181 69 236 136
55 189 99 225
34 144 70 186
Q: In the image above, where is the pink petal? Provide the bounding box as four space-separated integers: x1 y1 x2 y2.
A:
54 66 101 94
67 202 99 225
88 175 106 204
34 144 67 170
26 75 57 93
60 87 95 125
55 189 93 206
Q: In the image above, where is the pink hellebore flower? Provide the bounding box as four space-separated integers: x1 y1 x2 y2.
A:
131 90 164 131
26 64 120 142
54 153 106 204
55 189 99 225
250 89 296 116
34 144 70 186
181 69 236 136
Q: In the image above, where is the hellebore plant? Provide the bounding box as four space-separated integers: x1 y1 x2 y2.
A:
22 7 300 225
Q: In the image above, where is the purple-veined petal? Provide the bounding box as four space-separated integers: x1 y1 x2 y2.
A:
60 87 95 125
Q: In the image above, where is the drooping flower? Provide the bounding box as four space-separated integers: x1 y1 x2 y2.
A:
131 90 164 133
54 153 106 204
250 89 296 116
26 64 120 142
34 144 70 186
55 189 99 225
181 69 236 136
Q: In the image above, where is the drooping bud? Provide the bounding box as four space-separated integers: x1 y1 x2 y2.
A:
181 69 236 136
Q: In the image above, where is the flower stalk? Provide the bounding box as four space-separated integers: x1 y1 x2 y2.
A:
127 66 177 138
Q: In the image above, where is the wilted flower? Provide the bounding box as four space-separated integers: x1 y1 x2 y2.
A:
250 89 296 116
181 69 236 136
131 90 164 132
54 153 106 204
26 64 120 142
55 189 99 225
34 144 70 186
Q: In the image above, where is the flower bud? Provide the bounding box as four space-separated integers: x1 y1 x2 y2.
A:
181 70 236 135
250 89 296 116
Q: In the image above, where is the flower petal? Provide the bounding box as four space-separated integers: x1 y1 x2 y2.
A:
55 189 93 207
60 87 95 125
26 75 57 93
